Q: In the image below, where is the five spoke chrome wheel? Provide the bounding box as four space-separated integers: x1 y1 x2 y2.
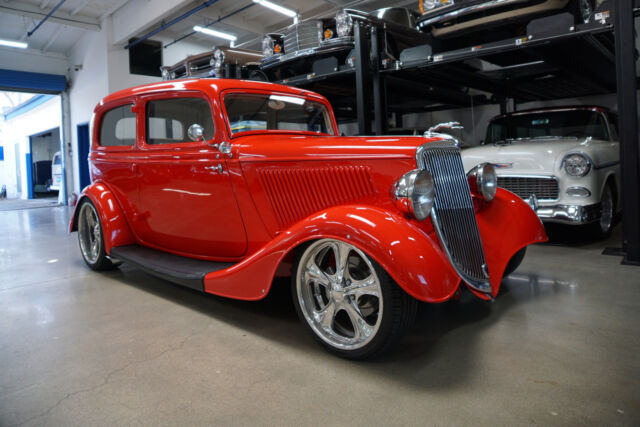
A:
295 239 383 351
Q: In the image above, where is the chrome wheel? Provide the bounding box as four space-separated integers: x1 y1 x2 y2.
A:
599 184 614 234
78 202 102 265
296 239 383 351
579 0 593 24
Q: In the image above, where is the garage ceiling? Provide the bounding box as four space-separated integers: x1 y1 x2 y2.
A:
0 0 418 56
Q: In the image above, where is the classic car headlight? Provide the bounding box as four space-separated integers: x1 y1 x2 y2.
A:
467 163 497 202
335 10 353 37
563 153 591 177
422 0 454 12
161 67 170 81
210 48 225 68
262 36 275 56
392 169 435 221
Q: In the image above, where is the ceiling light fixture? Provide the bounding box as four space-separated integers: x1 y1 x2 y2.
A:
193 26 237 41
0 39 28 49
252 0 296 18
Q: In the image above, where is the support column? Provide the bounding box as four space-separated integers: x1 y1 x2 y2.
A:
371 26 388 135
60 91 72 206
613 0 640 265
354 22 372 135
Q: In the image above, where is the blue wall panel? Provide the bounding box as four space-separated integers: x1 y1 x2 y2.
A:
0 68 66 94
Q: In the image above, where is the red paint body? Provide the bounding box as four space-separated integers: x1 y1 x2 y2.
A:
70 79 547 302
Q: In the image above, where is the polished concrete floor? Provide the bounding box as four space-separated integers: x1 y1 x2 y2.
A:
1 206 639 426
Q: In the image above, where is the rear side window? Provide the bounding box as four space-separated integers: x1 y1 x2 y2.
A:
100 104 136 146
146 98 214 145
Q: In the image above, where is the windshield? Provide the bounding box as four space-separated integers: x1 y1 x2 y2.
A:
224 93 335 136
485 110 609 144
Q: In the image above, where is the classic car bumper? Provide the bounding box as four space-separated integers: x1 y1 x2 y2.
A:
417 0 567 36
534 203 602 225
261 37 354 70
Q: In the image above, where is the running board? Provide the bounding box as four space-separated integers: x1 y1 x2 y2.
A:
110 245 235 291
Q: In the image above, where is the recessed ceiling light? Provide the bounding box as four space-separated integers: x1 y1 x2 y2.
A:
252 0 296 18
193 26 237 41
0 39 28 49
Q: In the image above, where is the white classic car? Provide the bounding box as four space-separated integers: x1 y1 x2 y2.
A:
461 106 620 237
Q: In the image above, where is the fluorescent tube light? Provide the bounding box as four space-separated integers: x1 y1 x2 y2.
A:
193 26 237 41
0 39 28 49
252 0 296 18
270 94 305 105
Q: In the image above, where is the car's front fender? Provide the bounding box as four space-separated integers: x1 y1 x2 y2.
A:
203 205 461 302
68 182 135 253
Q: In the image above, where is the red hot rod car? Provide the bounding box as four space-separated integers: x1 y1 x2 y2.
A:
70 79 546 359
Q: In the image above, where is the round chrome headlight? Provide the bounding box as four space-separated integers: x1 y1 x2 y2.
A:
262 36 274 57
423 0 437 10
335 10 353 37
563 153 591 177
161 67 170 80
392 169 435 221
467 163 497 202
210 48 225 69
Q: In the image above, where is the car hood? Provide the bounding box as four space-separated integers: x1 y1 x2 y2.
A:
235 133 433 162
461 138 609 175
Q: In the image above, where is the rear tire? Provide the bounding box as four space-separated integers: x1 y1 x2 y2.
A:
292 239 417 360
77 199 116 271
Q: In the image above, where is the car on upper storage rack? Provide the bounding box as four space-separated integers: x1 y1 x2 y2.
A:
260 7 431 80
160 46 264 81
417 0 603 44
70 79 546 359
461 106 620 238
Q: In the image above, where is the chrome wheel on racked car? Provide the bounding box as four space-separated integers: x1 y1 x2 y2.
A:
293 239 416 359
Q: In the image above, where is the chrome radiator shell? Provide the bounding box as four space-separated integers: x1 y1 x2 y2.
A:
416 141 491 293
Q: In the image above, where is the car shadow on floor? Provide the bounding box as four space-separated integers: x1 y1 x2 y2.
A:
100 262 574 390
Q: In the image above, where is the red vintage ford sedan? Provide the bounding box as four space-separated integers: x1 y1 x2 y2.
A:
70 79 546 359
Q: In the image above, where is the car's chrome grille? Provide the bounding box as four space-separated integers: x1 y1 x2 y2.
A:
284 21 320 54
498 176 559 201
417 142 490 291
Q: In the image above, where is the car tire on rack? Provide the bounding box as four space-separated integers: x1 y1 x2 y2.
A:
571 0 595 25
77 199 117 271
292 239 417 360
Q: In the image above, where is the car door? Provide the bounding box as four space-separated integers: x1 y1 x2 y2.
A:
92 101 140 224
135 92 247 259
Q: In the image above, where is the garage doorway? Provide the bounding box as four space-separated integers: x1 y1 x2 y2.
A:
28 127 61 203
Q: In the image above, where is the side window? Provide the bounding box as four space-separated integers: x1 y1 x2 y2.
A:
146 97 214 145
99 104 136 146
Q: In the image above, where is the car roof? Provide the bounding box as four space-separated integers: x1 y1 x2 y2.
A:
99 78 325 106
492 105 613 121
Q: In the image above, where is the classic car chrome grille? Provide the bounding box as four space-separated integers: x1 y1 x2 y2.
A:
284 21 321 54
498 176 559 201
417 142 490 291
258 166 376 228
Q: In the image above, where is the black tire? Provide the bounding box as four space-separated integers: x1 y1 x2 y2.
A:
77 199 117 271
570 0 595 25
590 180 616 239
292 239 417 360
503 247 527 278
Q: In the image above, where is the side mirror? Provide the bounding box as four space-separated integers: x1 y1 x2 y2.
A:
187 124 204 141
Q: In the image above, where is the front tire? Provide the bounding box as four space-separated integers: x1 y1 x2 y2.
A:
571 0 595 24
592 181 615 239
77 199 116 271
292 239 417 360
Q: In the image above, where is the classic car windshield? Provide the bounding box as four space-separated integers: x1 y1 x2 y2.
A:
224 93 335 135
486 110 609 144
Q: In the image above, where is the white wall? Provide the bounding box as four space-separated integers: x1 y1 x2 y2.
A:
0 96 62 199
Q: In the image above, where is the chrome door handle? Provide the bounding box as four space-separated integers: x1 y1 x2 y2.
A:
205 164 223 173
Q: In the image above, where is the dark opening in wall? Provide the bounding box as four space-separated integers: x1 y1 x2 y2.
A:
129 39 162 77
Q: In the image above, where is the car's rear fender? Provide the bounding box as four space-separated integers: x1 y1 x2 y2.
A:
203 205 462 302
69 182 135 253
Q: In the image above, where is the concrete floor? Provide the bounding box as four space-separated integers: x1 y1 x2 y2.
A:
1 206 639 426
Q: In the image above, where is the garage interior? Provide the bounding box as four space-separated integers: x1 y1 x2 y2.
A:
1 0 639 425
